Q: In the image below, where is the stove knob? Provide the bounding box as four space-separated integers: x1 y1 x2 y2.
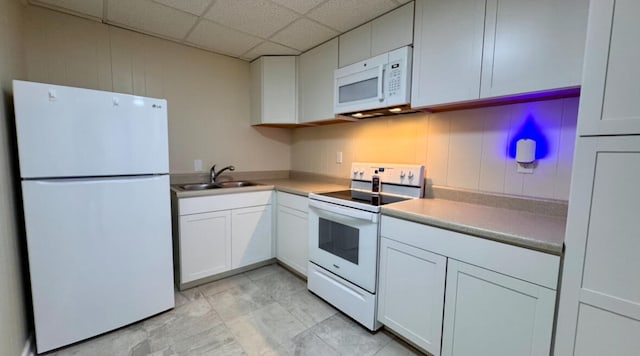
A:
408 171 414 179
359 171 364 176
353 170 358 176
400 170 406 178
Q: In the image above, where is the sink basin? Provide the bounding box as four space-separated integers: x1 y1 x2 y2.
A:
179 181 260 191
215 181 260 188
181 183 221 191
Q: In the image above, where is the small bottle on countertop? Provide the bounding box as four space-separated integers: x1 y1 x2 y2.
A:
371 170 380 194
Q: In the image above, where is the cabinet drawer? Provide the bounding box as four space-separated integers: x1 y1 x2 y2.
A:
380 215 559 289
276 191 308 212
179 190 273 215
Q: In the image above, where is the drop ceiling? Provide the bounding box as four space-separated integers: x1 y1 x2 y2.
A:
28 0 411 61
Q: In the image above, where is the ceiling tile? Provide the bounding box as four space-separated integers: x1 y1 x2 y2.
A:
204 0 298 38
152 0 213 16
241 41 301 61
187 19 263 57
307 0 398 32
33 0 103 18
107 0 198 40
271 18 338 52
268 0 327 14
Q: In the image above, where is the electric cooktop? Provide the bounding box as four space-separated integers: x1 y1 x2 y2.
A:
316 189 413 208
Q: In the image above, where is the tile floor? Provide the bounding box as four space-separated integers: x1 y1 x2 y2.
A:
48 263 423 356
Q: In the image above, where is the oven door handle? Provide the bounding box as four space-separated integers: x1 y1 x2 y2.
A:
308 199 378 223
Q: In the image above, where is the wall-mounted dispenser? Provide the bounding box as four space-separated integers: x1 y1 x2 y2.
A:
516 138 536 173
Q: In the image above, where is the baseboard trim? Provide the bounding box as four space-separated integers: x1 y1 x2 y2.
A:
21 334 34 356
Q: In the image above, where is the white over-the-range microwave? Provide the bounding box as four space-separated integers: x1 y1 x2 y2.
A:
334 46 414 118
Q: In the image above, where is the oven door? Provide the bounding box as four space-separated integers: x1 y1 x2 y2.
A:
334 53 388 115
308 199 379 293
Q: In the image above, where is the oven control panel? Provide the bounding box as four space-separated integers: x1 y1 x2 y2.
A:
351 162 425 187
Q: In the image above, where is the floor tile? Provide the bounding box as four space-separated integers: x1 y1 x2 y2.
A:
252 269 307 300
175 287 204 307
50 325 148 356
278 289 337 328
143 298 229 354
243 264 286 281
45 266 424 356
263 329 339 356
206 282 275 321
226 302 307 356
374 338 423 355
199 274 253 297
311 314 393 356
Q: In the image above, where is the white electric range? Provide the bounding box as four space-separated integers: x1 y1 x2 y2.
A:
307 162 425 330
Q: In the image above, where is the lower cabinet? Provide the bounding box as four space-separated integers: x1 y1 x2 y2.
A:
179 210 231 284
442 260 556 356
378 237 446 355
378 216 559 356
173 191 273 289
232 205 273 269
275 192 308 276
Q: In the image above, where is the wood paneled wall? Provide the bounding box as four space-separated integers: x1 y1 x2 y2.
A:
292 98 578 200
23 6 292 174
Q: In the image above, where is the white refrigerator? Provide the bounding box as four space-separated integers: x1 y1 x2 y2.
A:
13 80 175 353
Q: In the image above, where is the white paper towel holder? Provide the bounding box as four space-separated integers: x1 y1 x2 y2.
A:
516 138 536 174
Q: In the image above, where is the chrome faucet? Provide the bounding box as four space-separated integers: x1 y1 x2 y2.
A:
210 164 235 182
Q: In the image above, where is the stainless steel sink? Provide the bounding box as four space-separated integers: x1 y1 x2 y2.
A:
215 181 260 188
180 183 221 191
179 181 260 191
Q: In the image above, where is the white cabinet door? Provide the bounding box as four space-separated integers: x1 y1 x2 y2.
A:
276 205 308 276
250 56 297 125
555 136 640 355
377 238 446 356
371 2 414 57
298 38 338 124
480 0 588 98
578 0 640 135
442 259 556 356
231 205 273 268
411 0 587 108
178 210 231 284
411 0 485 108
338 23 372 68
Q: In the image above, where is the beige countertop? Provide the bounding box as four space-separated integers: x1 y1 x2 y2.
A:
171 176 564 255
171 178 348 198
381 198 565 255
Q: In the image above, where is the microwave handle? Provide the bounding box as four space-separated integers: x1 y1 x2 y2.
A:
308 199 378 223
377 65 385 102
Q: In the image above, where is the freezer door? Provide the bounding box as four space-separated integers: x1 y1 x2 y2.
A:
22 175 174 352
13 80 169 178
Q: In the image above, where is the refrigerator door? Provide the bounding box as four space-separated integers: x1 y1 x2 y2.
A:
13 80 169 178
22 175 174 353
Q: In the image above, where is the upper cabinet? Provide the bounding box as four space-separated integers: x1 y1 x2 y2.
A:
338 2 414 67
412 0 589 109
298 38 339 124
250 56 297 125
339 23 372 68
481 0 588 98
411 0 485 107
577 0 640 136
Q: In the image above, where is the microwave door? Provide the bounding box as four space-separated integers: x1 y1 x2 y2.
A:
335 65 385 114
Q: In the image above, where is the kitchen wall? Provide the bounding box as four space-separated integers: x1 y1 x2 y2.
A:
292 97 578 200
23 6 292 174
0 0 30 355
